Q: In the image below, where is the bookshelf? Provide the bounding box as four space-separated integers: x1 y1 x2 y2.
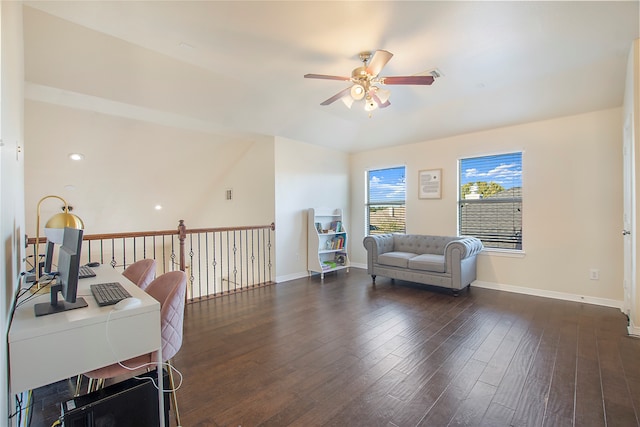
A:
308 208 350 279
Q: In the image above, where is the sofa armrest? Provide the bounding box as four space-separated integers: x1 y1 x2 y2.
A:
363 234 396 273
444 237 484 273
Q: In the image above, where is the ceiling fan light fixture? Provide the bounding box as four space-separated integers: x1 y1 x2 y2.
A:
350 84 366 100
341 96 355 109
305 49 436 112
373 86 391 104
364 96 377 112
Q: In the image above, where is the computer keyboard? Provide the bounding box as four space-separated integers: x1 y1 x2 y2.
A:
78 265 97 279
90 282 131 307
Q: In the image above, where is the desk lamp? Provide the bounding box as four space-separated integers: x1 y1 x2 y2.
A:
33 195 84 288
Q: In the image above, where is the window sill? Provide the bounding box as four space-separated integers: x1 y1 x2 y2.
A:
479 248 525 258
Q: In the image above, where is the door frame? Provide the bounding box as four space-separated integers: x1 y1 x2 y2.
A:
623 113 637 334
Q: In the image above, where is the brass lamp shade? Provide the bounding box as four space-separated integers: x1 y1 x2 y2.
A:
44 211 84 244
33 195 84 284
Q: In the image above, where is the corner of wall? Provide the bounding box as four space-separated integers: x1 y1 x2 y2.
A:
1 2 26 424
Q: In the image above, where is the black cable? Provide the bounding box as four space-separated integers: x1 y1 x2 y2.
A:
9 392 33 421
23 254 44 273
15 277 54 309
14 393 22 425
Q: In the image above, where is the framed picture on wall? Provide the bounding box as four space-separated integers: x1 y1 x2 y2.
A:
419 169 442 199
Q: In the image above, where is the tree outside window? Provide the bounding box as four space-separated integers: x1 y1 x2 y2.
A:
459 153 522 250
366 166 406 235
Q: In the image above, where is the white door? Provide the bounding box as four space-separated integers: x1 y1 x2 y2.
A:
623 115 635 315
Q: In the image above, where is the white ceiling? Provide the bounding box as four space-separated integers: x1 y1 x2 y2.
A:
23 1 640 153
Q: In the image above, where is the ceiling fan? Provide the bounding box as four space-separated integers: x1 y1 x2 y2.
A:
304 50 437 115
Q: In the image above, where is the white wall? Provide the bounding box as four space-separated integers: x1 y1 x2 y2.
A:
177 135 275 229
351 108 623 306
274 136 349 282
625 39 640 334
1 2 24 423
24 101 275 234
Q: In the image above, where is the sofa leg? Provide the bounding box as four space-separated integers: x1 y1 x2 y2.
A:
452 289 460 297
371 275 376 284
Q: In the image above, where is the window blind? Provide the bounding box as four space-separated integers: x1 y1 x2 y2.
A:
367 167 406 235
459 153 522 249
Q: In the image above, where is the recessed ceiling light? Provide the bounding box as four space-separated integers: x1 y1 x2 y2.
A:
154 205 163 210
69 153 84 161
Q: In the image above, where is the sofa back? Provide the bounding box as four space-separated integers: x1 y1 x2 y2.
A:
392 234 460 256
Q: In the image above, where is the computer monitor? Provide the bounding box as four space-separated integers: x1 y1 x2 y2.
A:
40 227 83 277
34 228 88 317
42 241 55 275
62 227 84 255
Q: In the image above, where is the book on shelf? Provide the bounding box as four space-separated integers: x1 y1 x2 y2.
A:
329 221 342 233
322 261 337 270
324 236 345 250
315 222 323 233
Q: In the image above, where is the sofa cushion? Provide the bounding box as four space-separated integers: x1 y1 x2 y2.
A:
377 252 417 268
408 254 446 273
393 234 452 255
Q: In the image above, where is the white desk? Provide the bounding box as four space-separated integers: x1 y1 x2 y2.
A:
8 266 165 424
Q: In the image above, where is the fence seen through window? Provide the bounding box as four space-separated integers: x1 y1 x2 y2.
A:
367 166 406 235
459 153 523 249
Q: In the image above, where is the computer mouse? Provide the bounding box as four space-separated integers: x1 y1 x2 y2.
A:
86 262 101 267
113 297 141 310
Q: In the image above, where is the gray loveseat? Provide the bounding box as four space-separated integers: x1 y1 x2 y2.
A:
362 234 484 295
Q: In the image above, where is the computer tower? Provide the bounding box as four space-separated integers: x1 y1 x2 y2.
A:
61 370 170 427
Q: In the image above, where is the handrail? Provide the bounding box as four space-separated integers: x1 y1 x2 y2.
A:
26 220 276 302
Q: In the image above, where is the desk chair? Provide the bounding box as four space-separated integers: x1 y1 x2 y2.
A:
123 258 157 290
74 258 157 395
83 271 187 426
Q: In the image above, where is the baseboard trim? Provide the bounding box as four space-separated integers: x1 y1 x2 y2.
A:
277 265 367 283
275 271 309 283
628 318 640 337
277 271 624 311
472 280 624 310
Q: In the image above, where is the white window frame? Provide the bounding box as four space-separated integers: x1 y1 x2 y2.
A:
458 152 523 251
366 166 406 235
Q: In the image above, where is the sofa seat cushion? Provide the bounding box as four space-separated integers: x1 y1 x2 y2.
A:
408 254 446 273
377 252 418 268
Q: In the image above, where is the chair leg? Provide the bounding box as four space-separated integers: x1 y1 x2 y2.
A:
167 359 181 426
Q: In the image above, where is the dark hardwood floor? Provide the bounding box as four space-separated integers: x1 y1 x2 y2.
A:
29 268 640 426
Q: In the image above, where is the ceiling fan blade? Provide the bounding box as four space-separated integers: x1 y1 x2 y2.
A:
371 93 391 109
366 50 393 77
320 86 352 106
304 73 350 81
380 75 435 85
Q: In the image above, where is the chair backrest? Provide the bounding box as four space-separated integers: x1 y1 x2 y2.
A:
122 259 157 290
145 271 187 362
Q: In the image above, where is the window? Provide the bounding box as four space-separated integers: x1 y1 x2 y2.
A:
366 166 406 235
458 152 522 250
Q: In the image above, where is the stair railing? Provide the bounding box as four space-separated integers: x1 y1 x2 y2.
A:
26 220 276 302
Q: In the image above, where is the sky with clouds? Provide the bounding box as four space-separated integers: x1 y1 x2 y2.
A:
369 153 522 202
461 153 522 189
369 167 406 203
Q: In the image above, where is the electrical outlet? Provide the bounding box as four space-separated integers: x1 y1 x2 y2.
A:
589 269 600 280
